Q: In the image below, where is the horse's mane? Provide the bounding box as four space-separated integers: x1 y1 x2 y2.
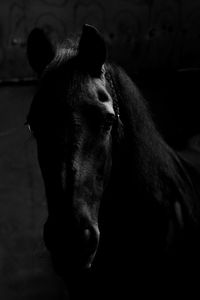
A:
54 37 79 65
105 64 200 227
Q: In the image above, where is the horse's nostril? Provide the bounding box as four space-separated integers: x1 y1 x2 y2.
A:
84 228 91 242
83 225 100 256
43 217 100 269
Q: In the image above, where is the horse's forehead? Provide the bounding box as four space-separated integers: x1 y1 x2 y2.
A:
87 75 107 90
77 74 107 97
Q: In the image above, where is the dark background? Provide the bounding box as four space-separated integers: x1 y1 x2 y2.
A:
0 0 200 299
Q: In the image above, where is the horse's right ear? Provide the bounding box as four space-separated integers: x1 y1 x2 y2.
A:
27 28 55 76
78 24 107 76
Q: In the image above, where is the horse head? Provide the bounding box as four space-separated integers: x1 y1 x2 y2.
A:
27 23 200 300
27 25 121 275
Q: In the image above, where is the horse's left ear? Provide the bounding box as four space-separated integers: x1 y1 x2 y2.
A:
78 24 107 76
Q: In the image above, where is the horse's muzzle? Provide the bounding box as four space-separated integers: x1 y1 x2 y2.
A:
43 217 100 273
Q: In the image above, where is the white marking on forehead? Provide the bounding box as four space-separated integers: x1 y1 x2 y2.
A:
93 73 106 87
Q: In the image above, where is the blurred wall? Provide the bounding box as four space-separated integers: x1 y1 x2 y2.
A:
0 85 68 299
0 0 200 79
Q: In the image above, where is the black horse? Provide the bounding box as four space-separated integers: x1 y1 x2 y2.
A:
27 25 200 299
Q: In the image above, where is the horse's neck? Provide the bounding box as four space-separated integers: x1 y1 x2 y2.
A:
109 65 200 233
114 132 175 202
106 128 200 260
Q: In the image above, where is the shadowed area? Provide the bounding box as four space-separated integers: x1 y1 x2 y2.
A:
0 85 68 299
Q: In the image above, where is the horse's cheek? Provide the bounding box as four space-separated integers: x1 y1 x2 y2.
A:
95 145 112 189
104 143 113 184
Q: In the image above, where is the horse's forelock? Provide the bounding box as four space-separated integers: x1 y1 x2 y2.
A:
55 38 79 64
